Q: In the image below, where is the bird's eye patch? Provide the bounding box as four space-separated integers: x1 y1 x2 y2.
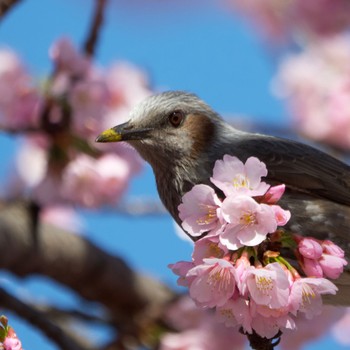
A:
168 110 185 127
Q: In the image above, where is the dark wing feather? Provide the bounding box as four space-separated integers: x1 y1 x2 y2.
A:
229 134 350 206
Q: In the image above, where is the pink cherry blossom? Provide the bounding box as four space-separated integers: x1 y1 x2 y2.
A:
210 155 269 198
271 205 291 226
3 337 22 350
290 277 337 319
216 297 253 333
302 258 323 278
220 195 277 249
104 62 150 109
168 261 194 287
192 236 227 265
227 0 350 42
49 37 90 76
319 254 347 279
61 153 131 207
298 238 323 259
2 328 22 350
0 49 40 129
69 79 109 137
275 35 350 150
261 184 286 204
322 240 346 257
250 311 296 339
178 184 223 237
243 263 290 309
187 258 237 308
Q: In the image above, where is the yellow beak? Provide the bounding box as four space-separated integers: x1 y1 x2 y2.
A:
95 128 122 143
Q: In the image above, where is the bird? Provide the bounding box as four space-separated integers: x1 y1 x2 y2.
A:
95 91 350 263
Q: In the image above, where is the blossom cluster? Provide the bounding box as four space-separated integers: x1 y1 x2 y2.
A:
227 0 350 42
0 316 22 350
170 155 346 339
275 34 350 150
0 38 150 207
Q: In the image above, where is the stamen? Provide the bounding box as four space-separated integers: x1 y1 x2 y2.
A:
256 275 274 295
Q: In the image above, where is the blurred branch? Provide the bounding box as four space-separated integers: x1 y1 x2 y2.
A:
0 200 174 347
83 0 108 57
0 287 91 350
0 0 21 19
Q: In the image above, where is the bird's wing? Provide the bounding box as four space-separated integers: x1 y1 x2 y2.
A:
230 134 350 206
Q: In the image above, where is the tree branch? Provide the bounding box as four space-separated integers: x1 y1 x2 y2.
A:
0 0 21 19
0 201 174 344
83 0 108 57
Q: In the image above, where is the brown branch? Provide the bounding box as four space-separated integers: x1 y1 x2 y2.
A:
0 201 174 343
0 287 91 350
83 0 108 57
0 0 21 19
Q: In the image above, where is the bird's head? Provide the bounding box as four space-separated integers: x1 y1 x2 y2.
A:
96 91 228 170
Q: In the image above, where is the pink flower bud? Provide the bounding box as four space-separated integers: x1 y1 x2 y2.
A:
319 254 347 279
302 257 323 278
271 205 291 226
262 184 286 204
322 240 345 258
298 238 323 259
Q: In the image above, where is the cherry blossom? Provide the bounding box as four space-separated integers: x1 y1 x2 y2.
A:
49 37 90 76
192 236 227 265
298 237 347 279
0 49 40 129
216 297 252 332
210 155 269 198
298 238 323 260
178 184 223 237
3 337 22 350
227 0 350 42
319 254 348 279
187 258 237 308
220 195 277 249
168 261 195 287
61 153 132 208
275 35 350 150
290 278 338 319
261 184 286 204
243 263 290 309
173 154 345 340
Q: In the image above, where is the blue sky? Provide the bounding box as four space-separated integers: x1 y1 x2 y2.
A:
0 1 348 349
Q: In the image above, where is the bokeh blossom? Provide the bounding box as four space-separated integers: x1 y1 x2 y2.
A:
227 0 350 42
3 38 150 209
275 35 350 150
0 49 40 129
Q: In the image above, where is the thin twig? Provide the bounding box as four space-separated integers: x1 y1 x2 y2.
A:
83 0 108 57
0 0 21 19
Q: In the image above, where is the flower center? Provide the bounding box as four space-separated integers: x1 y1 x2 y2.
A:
208 265 234 292
301 283 316 306
232 174 250 189
256 275 274 295
196 205 217 225
240 211 257 226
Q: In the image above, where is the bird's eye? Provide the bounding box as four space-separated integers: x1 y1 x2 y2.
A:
168 110 184 127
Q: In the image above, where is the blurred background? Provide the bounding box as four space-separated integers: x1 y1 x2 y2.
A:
0 0 350 349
